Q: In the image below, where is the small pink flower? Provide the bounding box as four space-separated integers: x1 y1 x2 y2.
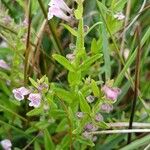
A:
12 87 30 101
95 113 103 122
82 131 91 139
101 103 113 113
28 93 41 108
66 53 75 61
102 85 121 101
48 0 72 14
0 59 10 70
86 95 95 103
114 12 125 20
0 139 12 150
48 6 72 22
76 112 84 118
22 18 28 27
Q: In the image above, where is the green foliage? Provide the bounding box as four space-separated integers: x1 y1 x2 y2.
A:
0 0 150 149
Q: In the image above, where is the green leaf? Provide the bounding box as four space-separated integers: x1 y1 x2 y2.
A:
74 1 83 19
101 23 111 80
91 79 100 97
78 91 91 113
44 129 55 150
34 141 41 150
26 108 43 116
29 77 38 88
56 118 68 132
53 54 75 72
113 0 128 11
114 27 150 86
120 135 150 150
53 87 73 103
85 22 102 37
79 54 102 71
68 71 81 86
61 23 77 36
91 38 100 54
35 121 50 129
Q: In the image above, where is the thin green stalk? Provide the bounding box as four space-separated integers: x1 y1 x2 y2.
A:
37 0 62 54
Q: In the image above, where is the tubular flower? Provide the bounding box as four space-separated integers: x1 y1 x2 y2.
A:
102 85 121 101
0 59 10 70
48 0 73 22
28 93 41 108
12 87 30 101
0 139 12 150
48 0 72 14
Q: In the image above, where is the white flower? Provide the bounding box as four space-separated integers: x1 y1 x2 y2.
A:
12 87 30 101
28 93 41 108
0 139 12 150
0 60 10 70
114 12 125 20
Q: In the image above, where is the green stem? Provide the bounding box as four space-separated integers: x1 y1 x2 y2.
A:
37 0 63 54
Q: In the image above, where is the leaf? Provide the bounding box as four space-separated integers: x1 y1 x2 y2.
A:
120 135 150 150
113 0 128 11
85 22 102 36
44 129 55 150
56 119 68 132
26 108 43 116
78 91 91 113
68 71 81 86
53 54 75 72
114 27 150 86
35 121 50 130
79 54 102 71
29 77 38 88
61 23 77 36
34 141 41 150
91 38 100 54
101 23 111 80
91 79 100 97
53 87 73 103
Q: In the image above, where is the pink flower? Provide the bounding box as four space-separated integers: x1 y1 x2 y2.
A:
101 103 113 113
86 95 95 103
48 0 73 22
66 53 75 61
95 113 103 122
0 59 10 70
114 12 125 20
48 0 72 14
0 139 12 150
12 87 30 101
76 112 84 118
48 6 72 22
28 93 41 108
102 85 121 101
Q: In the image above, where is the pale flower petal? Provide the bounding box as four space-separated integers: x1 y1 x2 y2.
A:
28 93 41 108
0 139 12 150
48 0 72 13
48 6 72 22
0 59 10 70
